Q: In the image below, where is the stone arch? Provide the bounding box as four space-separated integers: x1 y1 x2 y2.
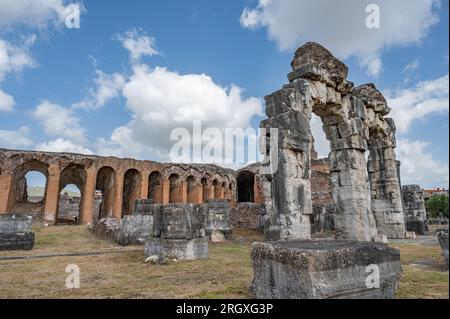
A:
148 171 163 203
169 173 182 203
58 164 86 225
95 166 116 219
8 159 50 217
237 171 255 203
122 169 142 217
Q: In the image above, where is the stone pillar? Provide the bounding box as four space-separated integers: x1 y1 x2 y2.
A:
80 167 96 225
162 179 170 204
197 183 203 204
44 164 61 225
140 172 149 200
260 83 313 241
113 172 124 219
354 84 406 239
0 174 12 214
367 147 405 238
402 185 428 235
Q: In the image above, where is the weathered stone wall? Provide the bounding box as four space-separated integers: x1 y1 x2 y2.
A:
437 228 449 267
230 203 265 230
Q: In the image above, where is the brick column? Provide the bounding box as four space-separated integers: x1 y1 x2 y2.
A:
196 183 203 204
44 164 61 225
80 167 96 225
181 181 187 203
113 172 124 219
0 174 12 214
140 172 149 199
162 179 170 204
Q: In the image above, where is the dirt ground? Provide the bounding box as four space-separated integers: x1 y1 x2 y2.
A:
0 226 448 299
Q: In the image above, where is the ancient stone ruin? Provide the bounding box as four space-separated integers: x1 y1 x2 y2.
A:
402 185 428 235
252 42 403 299
260 42 406 242
251 240 401 299
144 204 208 263
437 229 449 267
0 214 34 251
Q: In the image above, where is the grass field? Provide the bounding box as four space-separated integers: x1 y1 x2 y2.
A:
0 226 448 299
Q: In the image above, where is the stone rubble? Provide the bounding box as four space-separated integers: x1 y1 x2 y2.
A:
0 214 34 251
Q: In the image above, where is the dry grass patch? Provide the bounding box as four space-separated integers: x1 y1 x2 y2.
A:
0 227 448 299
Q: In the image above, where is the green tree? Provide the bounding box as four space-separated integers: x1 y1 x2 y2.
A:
425 194 449 218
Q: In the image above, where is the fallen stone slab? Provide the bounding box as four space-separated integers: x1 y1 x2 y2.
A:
144 237 208 263
88 218 121 243
117 214 154 246
251 240 401 299
436 229 449 267
0 214 34 251
202 200 233 242
0 232 34 251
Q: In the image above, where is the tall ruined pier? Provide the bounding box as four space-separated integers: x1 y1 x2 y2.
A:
260 42 405 241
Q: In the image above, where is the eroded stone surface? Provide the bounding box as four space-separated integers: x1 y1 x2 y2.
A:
0 214 34 251
251 240 402 299
437 229 449 267
402 185 428 235
144 203 208 262
260 42 405 241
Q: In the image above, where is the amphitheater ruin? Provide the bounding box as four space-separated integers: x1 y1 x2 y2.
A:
1 42 448 299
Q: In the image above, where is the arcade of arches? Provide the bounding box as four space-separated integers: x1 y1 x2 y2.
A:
0 149 258 225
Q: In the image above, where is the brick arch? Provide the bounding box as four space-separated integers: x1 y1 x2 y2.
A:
122 168 142 217
8 159 50 216
148 171 163 203
168 173 183 203
57 164 86 225
95 166 116 219
161 165 188 180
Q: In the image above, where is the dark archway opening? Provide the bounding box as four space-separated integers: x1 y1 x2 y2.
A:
237 171 255 203
95 167 115 219
122 169 142 217
148 171 163 203
169 174 182 203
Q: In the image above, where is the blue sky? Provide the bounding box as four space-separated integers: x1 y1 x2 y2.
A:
0 0 448 189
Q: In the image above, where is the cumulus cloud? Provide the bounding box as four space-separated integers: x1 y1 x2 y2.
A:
73 70 126 110
386 74 449 134
0 0 73 29
116 28 160 63
240 0 440 76
397 139 449 188
35 138 93 155
0 36 37 82
0 126 33 149
97 64 263 164
32 100 86 143
0 89 15 112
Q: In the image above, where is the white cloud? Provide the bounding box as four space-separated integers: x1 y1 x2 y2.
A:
0 126 33 149
0 0 68 29
35 138 93 155
397 139 449 188
386 74 449 134
97 64 263 163
73 69 125 110
0 36 36 82
240 0 440 76
0 89 15 112
402 58 420 84
32 100 86 143
116 28 160 63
